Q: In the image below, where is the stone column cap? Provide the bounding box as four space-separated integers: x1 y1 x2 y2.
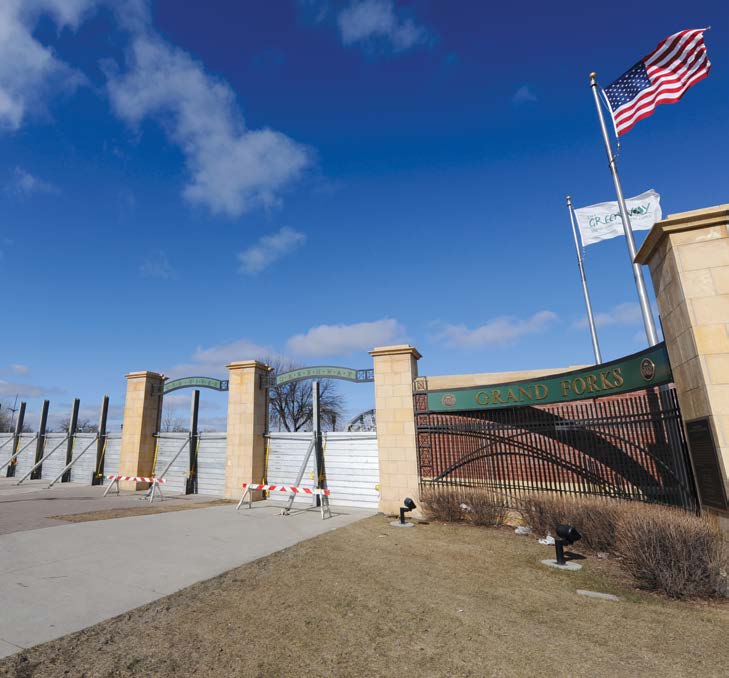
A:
636 203 729 264
226 360 272 371
125 371 165 380
370 344 422 360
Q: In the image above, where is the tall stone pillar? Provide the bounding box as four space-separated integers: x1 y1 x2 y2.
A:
370 345 421 516
224 360 270 500
636 204 729 525
119 371 165 490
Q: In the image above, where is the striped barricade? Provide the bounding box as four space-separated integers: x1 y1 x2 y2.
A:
103 475 167 503
236 482 331 519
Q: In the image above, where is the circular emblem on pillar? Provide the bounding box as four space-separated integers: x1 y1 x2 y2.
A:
441 394 456 407
640 358 656 381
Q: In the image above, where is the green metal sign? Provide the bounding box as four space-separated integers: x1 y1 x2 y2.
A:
159 376 229 396
422 343 672 412
274 366 374 386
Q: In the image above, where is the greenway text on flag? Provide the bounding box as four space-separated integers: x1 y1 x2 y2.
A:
604 28 710 136
574 190 662 247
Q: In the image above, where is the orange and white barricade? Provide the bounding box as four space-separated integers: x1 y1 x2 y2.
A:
236 483 332 519
104 475 166 503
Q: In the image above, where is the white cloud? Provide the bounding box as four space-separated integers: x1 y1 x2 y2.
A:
573 302 643 329
0 379 60 398
0 0 95 131
435 311 558 349
107 34 311 217
287 318 405 357
166 339 272 379
238 227 306 275
337 0 428 52
140 250 174 279
9 364 29 376
10 167 59 195
512 84 537 104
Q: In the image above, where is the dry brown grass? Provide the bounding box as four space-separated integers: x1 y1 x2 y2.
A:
1 516 727 678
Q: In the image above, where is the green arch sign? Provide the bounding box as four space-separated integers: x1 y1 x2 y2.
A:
273 366 374 387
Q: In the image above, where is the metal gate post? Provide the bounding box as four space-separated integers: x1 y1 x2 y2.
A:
186 389 199 495
92 396 109 486
6 402 25 478
31 401 49 480
312 381 324 507
61 399 80 483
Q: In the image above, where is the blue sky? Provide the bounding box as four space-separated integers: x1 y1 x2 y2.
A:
1 0 727 430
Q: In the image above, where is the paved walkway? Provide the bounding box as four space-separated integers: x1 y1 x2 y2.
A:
0 478 219 535
0 499 372 658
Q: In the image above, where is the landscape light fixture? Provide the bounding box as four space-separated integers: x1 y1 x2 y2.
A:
400 497 416 524
390 497 417 528
554 524 582 566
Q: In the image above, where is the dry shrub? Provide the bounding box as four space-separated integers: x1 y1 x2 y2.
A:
518 493 729 598
461 489 509 527
518 494 626 552
419 488 464 522
615 505 727 599
518 494 566 539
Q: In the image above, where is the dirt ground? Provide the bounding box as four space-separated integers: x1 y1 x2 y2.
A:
1 516 727 678
50 500 233 523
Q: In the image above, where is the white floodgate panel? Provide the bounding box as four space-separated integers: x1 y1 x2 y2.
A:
266 432 379 509
30 433 68 482
68 433 100 484
13 434 38 479
153 433 190 495
196 433 226 496
101 434 122 485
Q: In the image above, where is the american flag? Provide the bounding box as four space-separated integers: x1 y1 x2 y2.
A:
604 28 711 136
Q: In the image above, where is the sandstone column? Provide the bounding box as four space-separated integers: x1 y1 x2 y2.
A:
119 371 165 490
370 345 421 516
224 360 270 500
636 204 729 525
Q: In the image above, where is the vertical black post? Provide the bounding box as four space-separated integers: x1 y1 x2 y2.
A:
61 399 80 483
31 400 49 480
92 395 109 486
186 389 199 495
312 381 325 506
6 402 26 478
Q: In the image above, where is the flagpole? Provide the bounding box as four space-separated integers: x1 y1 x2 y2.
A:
566 196 602 364
589 72 659 347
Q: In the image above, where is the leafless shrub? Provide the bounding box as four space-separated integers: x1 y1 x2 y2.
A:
461 489 509 527
518 493 728 598
419 488 464 523
615 505 727 599
517 494 629 552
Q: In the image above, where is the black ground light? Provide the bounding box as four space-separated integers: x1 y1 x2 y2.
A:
554 524 581 565
399 497 416 524
391 497 417 527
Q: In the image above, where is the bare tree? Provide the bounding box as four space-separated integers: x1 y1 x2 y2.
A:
160 407 187 433
0 402 31 433
0 402 13 433
58 418 98 433
266 358 345 432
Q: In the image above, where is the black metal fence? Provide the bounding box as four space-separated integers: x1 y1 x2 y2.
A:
414 386 698 511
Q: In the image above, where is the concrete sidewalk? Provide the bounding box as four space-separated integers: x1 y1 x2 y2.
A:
0 478 222 535
0 502 372 658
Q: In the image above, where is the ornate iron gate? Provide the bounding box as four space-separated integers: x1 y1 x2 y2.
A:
414 385 698 511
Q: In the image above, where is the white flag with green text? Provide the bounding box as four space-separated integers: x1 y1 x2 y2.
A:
574 189 662 247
